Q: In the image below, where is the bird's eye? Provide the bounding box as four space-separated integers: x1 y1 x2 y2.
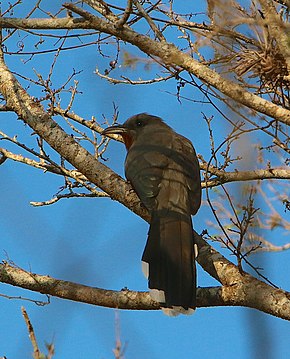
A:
136 120 143 127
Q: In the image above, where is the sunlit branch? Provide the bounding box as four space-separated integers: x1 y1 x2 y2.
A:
95 66 174 84
1 235 290 320
62 3 290 125
30 191 108 207
201 165 290 187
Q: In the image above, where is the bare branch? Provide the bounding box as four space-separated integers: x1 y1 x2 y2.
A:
115 0 133 29
30 191 108 207
53 106 105 136
0 147 64 175
22 307 41 359
201 165 290 187
0 17 94 30
1 234 290 320
63 3 290 125
0 46 145 216
84 0 119 22
95 66 174 85
132 0 165 42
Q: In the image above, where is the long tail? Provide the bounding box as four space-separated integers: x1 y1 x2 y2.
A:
142 210 196 315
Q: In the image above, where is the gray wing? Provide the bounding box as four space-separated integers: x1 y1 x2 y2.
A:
125 145 169 211
125 133 201 215
171 135 201 215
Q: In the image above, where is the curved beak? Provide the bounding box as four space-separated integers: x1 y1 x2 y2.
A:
101 125 127 136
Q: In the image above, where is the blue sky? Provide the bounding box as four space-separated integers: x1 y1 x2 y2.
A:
0 1 290 358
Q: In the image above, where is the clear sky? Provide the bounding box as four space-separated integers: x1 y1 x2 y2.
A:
0 2 289 359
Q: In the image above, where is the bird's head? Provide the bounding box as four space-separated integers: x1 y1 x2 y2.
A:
102 113 167 150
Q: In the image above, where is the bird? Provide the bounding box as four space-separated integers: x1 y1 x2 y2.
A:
102 113 201 315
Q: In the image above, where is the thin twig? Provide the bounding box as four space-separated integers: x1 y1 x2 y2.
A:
30 191 108 207
132 0 165 41
22 307 40 359
115 0 133 28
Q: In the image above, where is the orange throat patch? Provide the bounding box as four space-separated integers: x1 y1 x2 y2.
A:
121 133 134 150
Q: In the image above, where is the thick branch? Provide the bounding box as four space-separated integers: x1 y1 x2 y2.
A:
201 165 290 187
1 233 290 320
194 234 290 320
0 17 94 30
0 261 158 310
0 52 144 217
2 11 290 124
0 16 257 46
63 3 290 125
1 261 226 311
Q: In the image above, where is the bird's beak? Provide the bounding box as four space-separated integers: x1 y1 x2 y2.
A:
101 125 127 136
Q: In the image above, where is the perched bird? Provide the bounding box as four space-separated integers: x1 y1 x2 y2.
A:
102 113 201 315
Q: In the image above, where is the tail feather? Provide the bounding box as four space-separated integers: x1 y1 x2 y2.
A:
142 211 196 312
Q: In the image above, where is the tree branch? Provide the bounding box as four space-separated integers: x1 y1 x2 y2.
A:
258 0 290 69
1 233 290 320
201 165 290 187
0 49 144 216
62 3 290 125
132 0 165 41
115 0 133 28
0 16 94 30
2 9 290 123
194 233 290 320
22 307 41 359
